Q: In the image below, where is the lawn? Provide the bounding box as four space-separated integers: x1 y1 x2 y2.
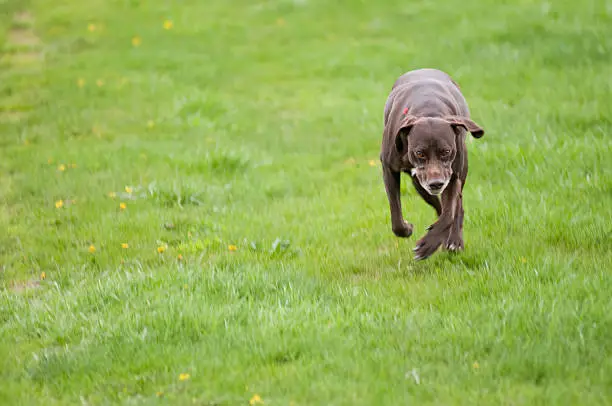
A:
1 0 611 404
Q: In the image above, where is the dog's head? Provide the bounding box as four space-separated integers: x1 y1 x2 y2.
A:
395 115 484 195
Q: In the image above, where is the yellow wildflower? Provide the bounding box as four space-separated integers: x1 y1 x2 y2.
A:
108 191 116 199
119 202 127 210
156 391 164 397
96 79 104 87
249 394 264 405
520 256 527 264
87 23 96 32
178 373 190 381
163 20 173 30
472 361 480 369
368 159 377 167
132 36 142 47
276 18 286 27
55 200 64 209
125 186 133 194
58 164 66 171
121 243 129 249
157 245 166 254
40 272 46 280
178 254 183 261
88 245 96 254
146 120 155 129
77 78 85 88
228 245 238 252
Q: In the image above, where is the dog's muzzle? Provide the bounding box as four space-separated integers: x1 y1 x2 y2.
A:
412 168 449 196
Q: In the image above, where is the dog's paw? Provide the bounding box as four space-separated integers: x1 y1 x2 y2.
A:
445 233 464 252
413 231 444 260
392 221 414 238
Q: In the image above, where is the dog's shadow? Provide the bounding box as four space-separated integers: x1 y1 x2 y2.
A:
339 247 487 284
436 249 488 269
389 246 488 277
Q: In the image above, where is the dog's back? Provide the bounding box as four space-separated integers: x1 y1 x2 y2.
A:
384 69 469 124
392 68 456 90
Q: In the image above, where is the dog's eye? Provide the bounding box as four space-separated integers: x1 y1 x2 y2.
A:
415 151 425 159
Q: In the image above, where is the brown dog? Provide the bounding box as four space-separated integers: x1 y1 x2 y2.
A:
380 69 485 260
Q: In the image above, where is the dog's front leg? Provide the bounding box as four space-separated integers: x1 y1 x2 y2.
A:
414 177 461 259
382 164 413 238
446 191 464 251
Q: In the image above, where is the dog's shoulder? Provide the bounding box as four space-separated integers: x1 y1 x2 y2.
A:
381 89 412 171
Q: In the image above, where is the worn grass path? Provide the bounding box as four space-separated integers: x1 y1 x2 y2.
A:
1 0 611 404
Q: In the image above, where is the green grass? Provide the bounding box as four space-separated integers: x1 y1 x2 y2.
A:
1 0 611 404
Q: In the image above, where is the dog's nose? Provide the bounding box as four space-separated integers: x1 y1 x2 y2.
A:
429 181 445 190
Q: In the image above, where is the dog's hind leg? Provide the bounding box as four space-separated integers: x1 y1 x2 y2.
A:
410 175 442 216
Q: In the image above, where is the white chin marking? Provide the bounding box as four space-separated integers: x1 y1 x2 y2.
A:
427 182 449 196
431 180 450 196
410 168 417 176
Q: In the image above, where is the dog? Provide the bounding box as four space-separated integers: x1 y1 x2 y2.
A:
379 68 485 260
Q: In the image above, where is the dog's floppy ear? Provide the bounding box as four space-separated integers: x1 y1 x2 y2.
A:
394 115 420 152
444 116 485 138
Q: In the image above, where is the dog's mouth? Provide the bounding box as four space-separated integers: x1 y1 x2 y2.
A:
426 187 444 196
424 179 450 196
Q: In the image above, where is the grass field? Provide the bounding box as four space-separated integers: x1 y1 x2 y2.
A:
1 0 611 404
